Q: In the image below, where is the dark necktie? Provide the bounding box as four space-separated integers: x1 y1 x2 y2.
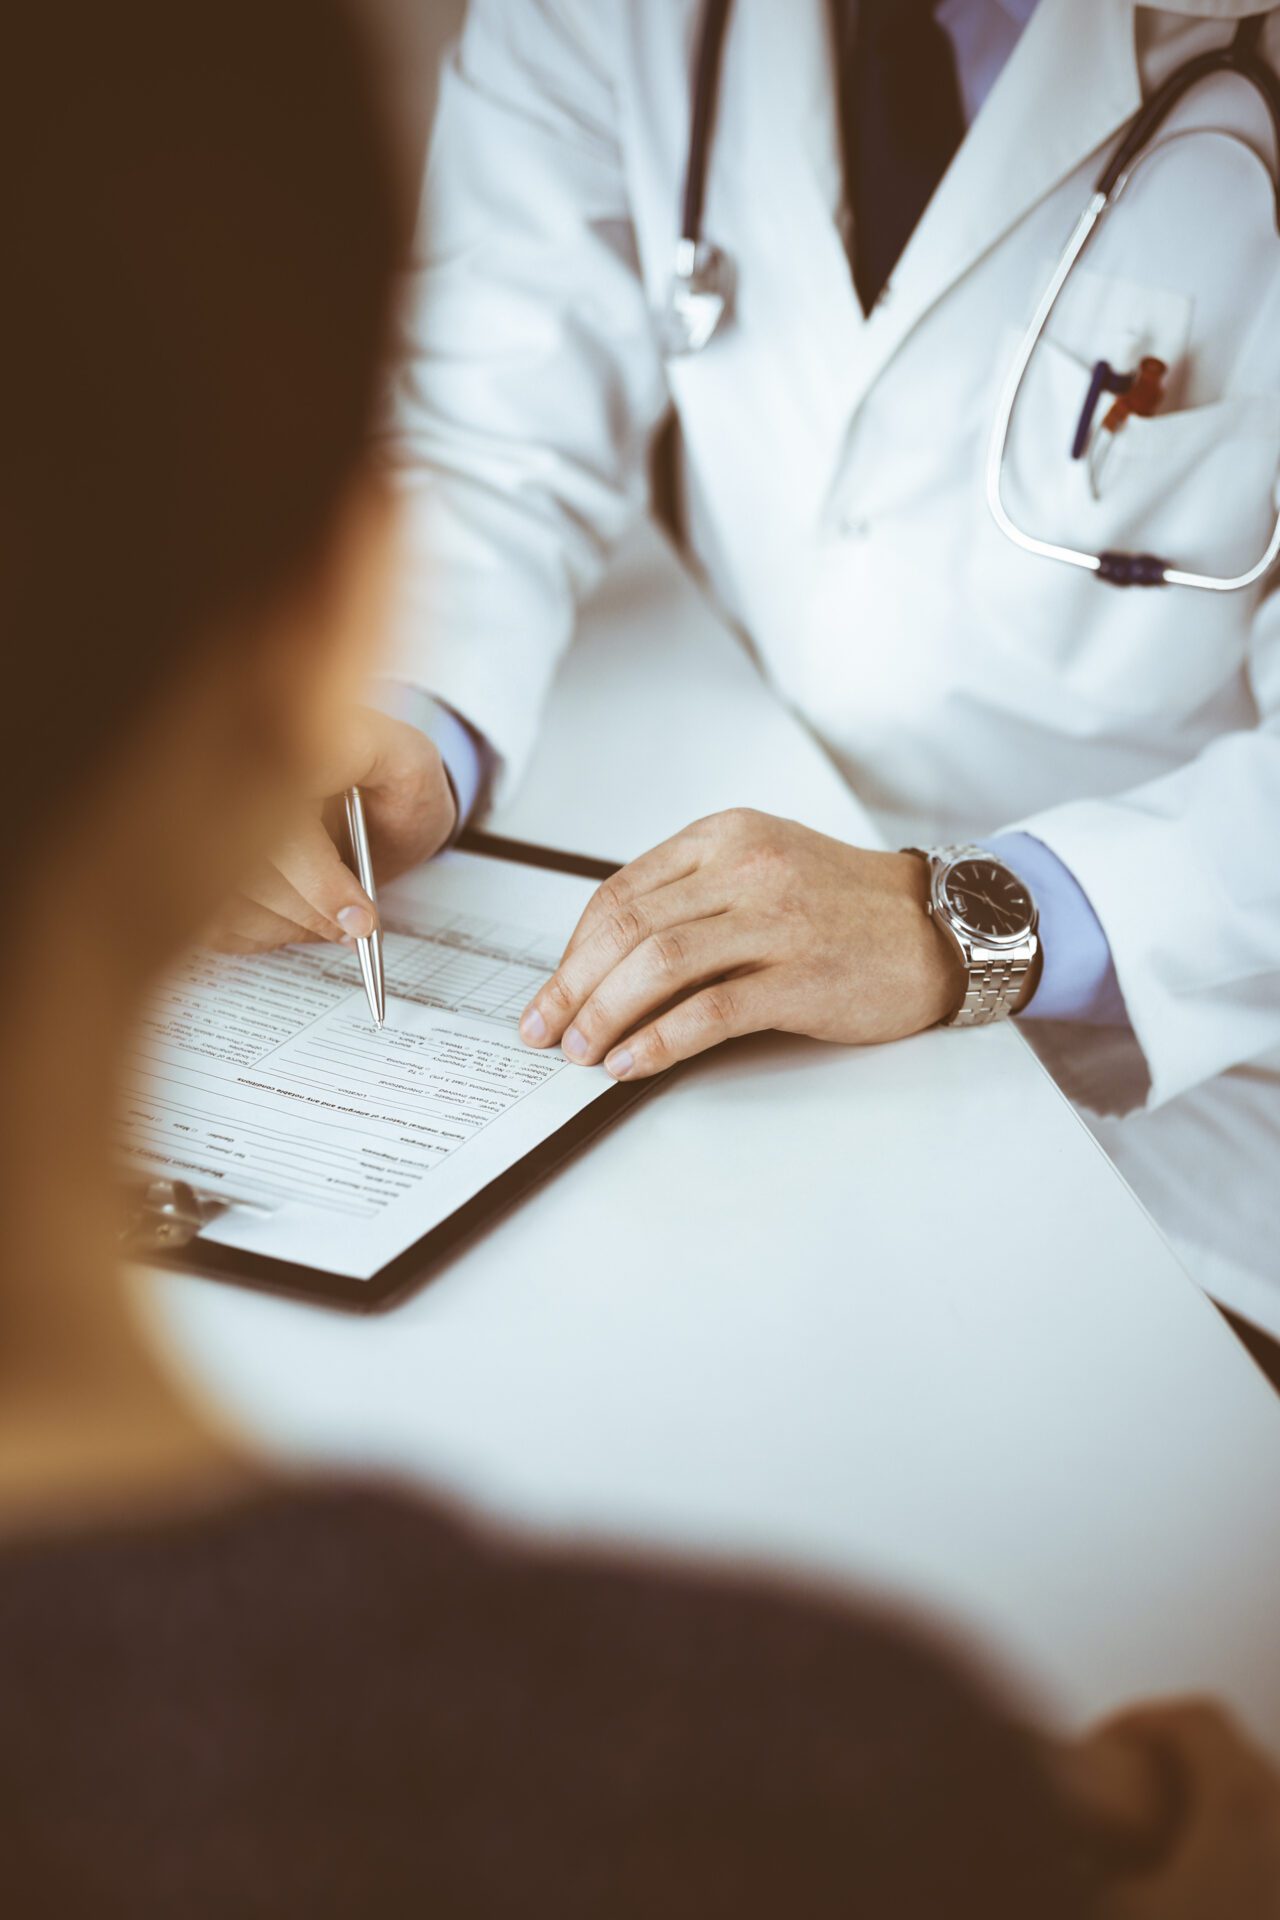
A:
834 0 966 313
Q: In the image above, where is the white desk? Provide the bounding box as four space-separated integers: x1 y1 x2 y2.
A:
145 525 1280 1748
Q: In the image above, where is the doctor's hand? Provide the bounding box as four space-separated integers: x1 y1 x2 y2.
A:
206 707 457 953
519 809 968 1078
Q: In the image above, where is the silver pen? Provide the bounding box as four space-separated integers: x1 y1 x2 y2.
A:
343 785 386 1029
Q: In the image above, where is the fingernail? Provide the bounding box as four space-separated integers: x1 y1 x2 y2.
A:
563 1025 589 1061
605 1048 633 1079
337 905 374 939
521 1006 547 1044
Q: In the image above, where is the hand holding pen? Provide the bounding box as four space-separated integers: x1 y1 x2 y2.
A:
201 708 457 968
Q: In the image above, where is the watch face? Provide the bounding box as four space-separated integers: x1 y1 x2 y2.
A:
942 858 1033 943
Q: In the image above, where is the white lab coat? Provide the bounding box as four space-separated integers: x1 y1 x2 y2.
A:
390 0 1280 1329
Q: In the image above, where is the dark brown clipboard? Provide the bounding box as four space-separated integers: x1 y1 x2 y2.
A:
142 830 661 1312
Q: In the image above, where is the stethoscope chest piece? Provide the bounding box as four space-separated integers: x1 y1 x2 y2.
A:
658 237 735 355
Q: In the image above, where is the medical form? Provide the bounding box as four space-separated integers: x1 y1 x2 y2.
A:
119 848 616 1284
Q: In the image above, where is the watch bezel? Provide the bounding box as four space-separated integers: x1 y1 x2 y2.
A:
930 852 1039 952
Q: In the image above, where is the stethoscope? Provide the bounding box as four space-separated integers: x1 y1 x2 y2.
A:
660 5 1280 593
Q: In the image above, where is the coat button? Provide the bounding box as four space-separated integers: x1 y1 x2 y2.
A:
840 513 871 540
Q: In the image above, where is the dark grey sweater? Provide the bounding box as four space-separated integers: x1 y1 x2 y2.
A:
0 1484 1090 1919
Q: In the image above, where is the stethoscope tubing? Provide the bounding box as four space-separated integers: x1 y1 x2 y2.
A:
681 0 734 247
986 19 1280 593
985 195 1110 579
1098 14 1280 213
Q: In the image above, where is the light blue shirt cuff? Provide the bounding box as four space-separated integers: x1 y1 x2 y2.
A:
368 682 491 838
979 831 1130 1026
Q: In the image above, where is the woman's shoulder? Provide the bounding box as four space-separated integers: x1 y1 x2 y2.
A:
0 1478 478 1671
0 1478 1085 1920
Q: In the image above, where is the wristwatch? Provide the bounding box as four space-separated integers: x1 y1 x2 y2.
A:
909 844 1040 1027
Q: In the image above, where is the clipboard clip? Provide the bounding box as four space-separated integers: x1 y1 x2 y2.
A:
119 1177 272 1256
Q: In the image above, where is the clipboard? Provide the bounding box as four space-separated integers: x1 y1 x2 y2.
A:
127 831 662 1312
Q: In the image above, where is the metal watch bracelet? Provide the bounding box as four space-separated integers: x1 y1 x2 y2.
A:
908 844 1039 1028
947 948 1036 1026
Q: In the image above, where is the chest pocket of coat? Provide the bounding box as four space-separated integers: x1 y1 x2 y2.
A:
968 270 1280 720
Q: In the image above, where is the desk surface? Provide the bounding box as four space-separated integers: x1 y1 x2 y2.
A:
146 525 1280 1746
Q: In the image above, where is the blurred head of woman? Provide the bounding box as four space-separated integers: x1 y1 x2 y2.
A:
0 0 400 1510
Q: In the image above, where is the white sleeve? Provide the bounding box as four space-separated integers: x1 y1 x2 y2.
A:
1016 586 1280 1109
381 0 669 800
